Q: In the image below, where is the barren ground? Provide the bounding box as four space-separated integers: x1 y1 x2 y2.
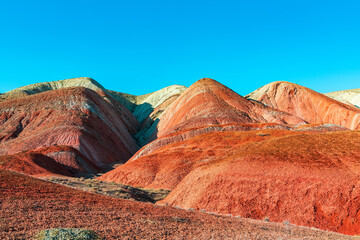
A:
1 170 359 240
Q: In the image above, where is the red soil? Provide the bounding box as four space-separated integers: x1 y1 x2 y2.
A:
0 87 139 172
0 169 355 239
247 81 360 130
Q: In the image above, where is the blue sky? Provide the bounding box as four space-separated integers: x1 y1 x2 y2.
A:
1 0 360 95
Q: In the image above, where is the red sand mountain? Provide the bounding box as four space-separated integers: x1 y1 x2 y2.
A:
118 78 307 162
0 87 139 175
246 81 360 130
3 77 360 237
157 78 305 137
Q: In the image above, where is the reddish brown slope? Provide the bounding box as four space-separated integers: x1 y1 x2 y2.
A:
246 81 360 130
0 87 139 174
156 130 360 235
1 169 355 239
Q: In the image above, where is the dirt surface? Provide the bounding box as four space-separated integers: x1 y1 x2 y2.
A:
1 169 358 240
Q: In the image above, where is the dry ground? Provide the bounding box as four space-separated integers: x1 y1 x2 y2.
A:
1 170 359 240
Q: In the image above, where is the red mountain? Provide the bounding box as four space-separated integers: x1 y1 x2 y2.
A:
2 77 360 237
0 86 139 175
246 81 360 130
116 78 307 162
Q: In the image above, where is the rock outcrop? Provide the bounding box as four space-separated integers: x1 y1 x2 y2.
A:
246 81 360 130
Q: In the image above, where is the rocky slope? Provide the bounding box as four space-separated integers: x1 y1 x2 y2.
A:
246 81 360 130
325 88 360 108
0 77 187 176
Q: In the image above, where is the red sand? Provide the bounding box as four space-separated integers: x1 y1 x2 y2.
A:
0 169 355 240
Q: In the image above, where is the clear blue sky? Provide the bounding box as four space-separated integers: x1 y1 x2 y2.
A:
1 0 360 95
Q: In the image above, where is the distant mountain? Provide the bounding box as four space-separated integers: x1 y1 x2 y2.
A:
0 77 106 102
246 81 360 130
325 88 360 108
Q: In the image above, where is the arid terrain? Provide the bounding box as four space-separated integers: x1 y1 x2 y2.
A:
1 169 359 239
1 77 360 239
